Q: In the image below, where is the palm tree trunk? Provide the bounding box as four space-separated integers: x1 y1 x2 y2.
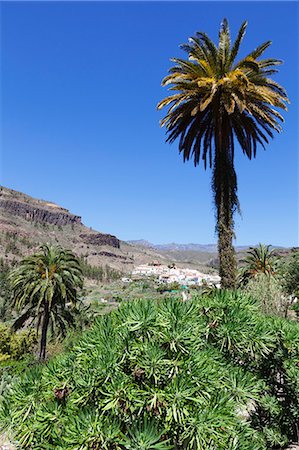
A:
217 194 237 289
213 110 237 289
39 302 49 360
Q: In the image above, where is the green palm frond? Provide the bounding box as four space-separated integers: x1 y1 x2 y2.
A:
158 19 288 169
239 243 278 286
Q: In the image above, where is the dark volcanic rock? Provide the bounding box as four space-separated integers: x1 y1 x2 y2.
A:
98 251 133 261
0 199 81 226
79 233 120 248
0 186 154 272
99 252 128 261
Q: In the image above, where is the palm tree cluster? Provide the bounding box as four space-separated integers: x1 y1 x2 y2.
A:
9 244 84 359
158 19 289 289
1 293 298 449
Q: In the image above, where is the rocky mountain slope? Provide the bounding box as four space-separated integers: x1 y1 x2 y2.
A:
0 186 172 273
3 186 289 276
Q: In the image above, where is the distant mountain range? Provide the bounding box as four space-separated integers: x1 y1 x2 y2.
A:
128 240 250 253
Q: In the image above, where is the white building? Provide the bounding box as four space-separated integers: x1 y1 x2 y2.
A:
133 264 220 287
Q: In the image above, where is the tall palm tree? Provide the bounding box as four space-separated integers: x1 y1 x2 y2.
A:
9 244 83 359
158 19 289 288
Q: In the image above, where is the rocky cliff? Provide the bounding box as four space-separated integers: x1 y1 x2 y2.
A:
0 186 127 270
0 199 81 226
79 233 120 249
0 186 180 273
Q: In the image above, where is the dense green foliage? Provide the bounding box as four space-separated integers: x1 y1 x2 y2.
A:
158 20 289 289
0 258 13 321
0 324 36 363
282 251 299 297
1 292 298 449
156 282 181 293
9 244 84 359
79 257 122 282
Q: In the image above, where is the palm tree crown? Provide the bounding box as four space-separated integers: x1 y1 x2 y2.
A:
241 243 278 283
158 19 289 288
158 18 288 164
9 244 83 359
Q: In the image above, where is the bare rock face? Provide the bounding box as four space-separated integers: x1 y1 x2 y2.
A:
98 251 132 262
79 233 120 249
0 186 154 272
0 199 81 226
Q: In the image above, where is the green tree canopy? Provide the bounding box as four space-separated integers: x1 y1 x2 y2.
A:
9 244 83 359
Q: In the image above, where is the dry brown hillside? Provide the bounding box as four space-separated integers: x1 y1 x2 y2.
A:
0 186 172 273
3 186 287 277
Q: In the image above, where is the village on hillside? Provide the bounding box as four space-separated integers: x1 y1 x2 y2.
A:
130 262 221 287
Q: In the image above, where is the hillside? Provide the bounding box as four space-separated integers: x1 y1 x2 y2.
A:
0 186 171 273
1 186 291 277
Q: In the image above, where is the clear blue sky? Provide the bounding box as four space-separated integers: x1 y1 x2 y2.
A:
1 1 298 246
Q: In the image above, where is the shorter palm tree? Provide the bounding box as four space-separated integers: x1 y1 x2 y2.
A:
9 244 83 360
239 243 277 285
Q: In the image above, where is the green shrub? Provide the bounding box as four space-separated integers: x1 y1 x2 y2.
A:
243 273 288 317
0 259 13 321
291 301 299 317
157 282 181 293
80 258 122 282
0 324 37 362
0 292 299 449
282 251 299 297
